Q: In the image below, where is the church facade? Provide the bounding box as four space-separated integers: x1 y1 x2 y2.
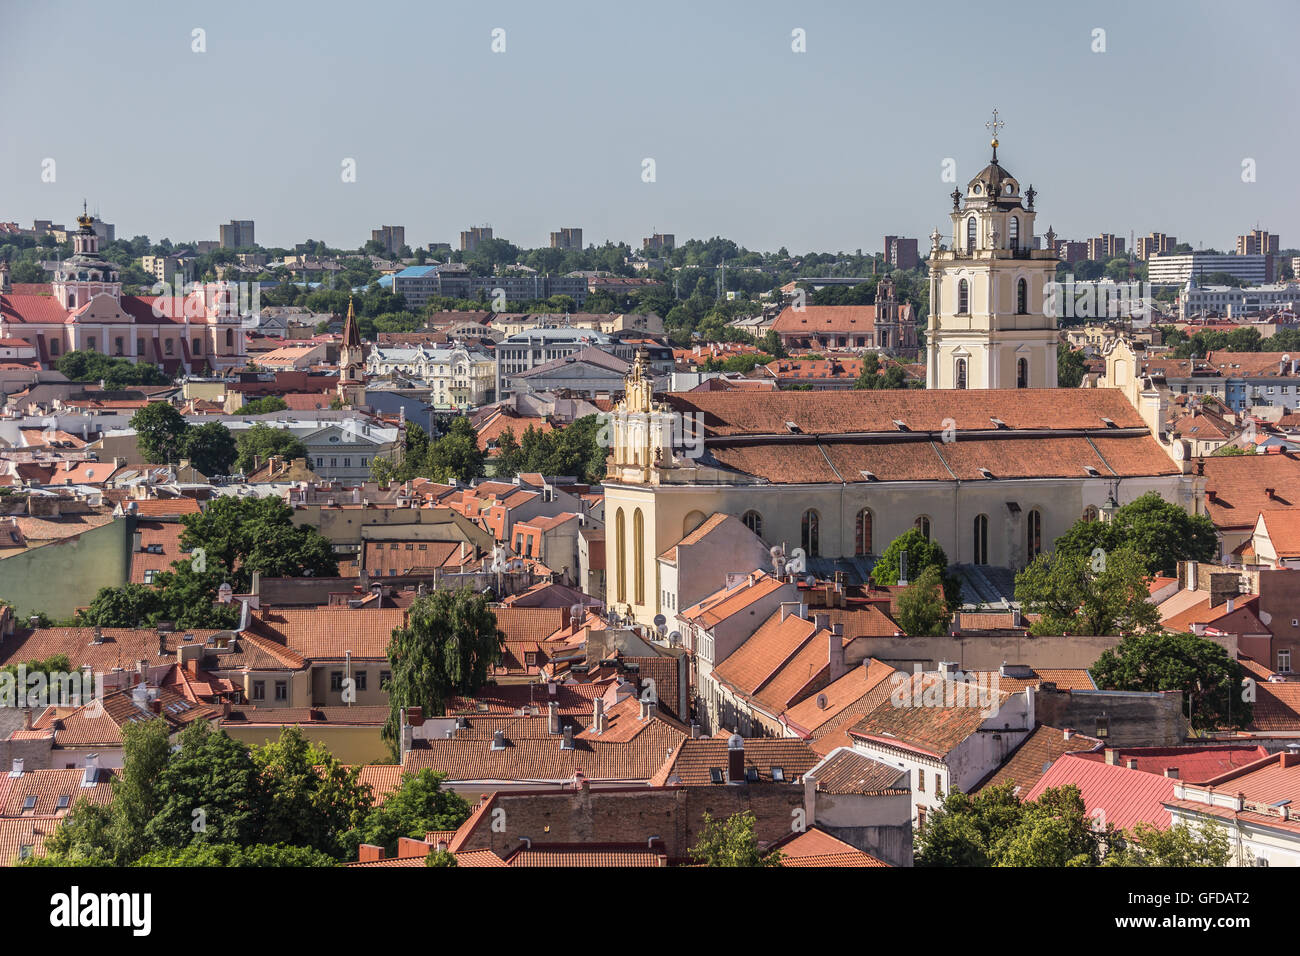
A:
600 132 1202 626
0 210 247 372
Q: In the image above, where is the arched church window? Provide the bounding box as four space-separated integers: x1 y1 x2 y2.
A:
957 279 969 314
973 514 989 565
1017 357 1029 389
801 509 820 557
855 509 873 556
615 508 626 603
915 515 931 540
633 508 645 605
1027 509 1043 560
966 217 977 252
955 358 967 389
742 510 763 538
1083 505 1099 522
1017 278 1028 314
1009 216 1020 251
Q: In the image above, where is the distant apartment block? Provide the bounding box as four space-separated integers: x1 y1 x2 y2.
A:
1086 233 1125 261
1135 232 1176 260
1148 252 1269 286
550 227 583 251
371 225 406 255
392 265 587 309
460 226 493 252
1238 229 1279 257
882 235 919 270
219 220 255 249
139 255 193 284
1054 240 1089 265
643 233 675 253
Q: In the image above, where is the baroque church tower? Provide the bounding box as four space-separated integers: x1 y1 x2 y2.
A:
338 296 367 408
926 114 1060 389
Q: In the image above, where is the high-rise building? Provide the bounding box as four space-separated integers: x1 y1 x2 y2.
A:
1237 228 1279 257
219 220 255 249
643 233 675 253
1086 233 1125 261
1135 232 1176 260
370 225 406 255
550 227 582 251
926 134 1059 389
1053 240 1088 265
460 226 493 252
882 235 919 270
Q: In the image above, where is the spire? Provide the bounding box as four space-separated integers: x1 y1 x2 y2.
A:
342 296 361 348
985 108 1005 163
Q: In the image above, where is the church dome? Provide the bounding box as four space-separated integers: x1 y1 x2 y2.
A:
967 159 1019 204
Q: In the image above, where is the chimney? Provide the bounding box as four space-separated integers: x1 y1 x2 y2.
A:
8 758 22 777
1126 758 1138 770
727 733 745 783
1105 748 1120 766
547 700 560 734
23 709 33 731
561 724 574 750
690 722 700 739
1063 728 1074 741
592 697 605 735
639 697 656 721
827 625 846 681
1226 596 1235 614
491 729 505 750
813 612 830 631
81 753 100 787
1165 767 1179 779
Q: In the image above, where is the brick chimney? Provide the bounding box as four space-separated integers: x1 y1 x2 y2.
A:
592 697 605 735
827 624 845 681
357 844 386 863
727 733 745 783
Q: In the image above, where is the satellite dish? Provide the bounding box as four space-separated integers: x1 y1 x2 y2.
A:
653 613 666 627
816 693 828 710
570 603 585 624
805 575 816 587
668 630 681 645
608 611 621 626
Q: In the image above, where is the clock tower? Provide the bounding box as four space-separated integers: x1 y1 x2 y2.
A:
926 112 1060 390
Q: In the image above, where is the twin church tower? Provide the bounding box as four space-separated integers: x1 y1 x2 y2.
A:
925 113 1060 390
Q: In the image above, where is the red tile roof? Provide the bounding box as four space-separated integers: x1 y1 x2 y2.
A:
1024 753 1177 831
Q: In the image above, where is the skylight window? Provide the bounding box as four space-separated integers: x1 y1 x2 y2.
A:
709 767 724 784
771 767 785 782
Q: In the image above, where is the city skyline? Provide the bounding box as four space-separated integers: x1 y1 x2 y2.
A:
2 0 1296 253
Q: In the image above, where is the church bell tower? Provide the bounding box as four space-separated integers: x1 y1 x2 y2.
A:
926 111 1060 390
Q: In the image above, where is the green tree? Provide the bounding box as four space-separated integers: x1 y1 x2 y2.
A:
239 395 289 415
350 769 473 854
1057 343 1087 388
1014 544 1159 637
234 423 309 473
107 718 172 864
689 811 783 867
894 565 950 636
1211 445 1251 457
132 843 337 867
180 421 238 477
179 496 337 589
382 589 503 756
870 529 960 609
1104 820 1232 867
33 798 116 865
423 416 485 483
253 727 373 859
75 582 163 628
145 722 261 849
425 847 459 867
1090 632 1250 731
1051 492 1217 577
130 402 189 464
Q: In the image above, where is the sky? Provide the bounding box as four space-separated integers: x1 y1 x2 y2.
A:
2 0 1297 255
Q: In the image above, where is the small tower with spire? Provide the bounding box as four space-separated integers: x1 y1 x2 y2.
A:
338 296 366 408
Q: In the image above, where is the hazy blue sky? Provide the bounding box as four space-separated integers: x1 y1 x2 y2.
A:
3 0 1296 254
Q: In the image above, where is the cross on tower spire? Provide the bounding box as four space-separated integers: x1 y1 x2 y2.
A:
985 108 1005 162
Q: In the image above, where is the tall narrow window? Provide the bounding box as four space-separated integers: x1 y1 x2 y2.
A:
955 358 967 389
1027 509 1042 560
855 509 873 556
742 510 763 538
1083 505 1099 522
633 508 645 605
1016 277 1028 314
1017 357 1029 389
615 508 626 603
1009 215 1019 251
915 516 931 540
973 514 989 565
957 279 969 314
966 216 976 252
801 509 820 557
